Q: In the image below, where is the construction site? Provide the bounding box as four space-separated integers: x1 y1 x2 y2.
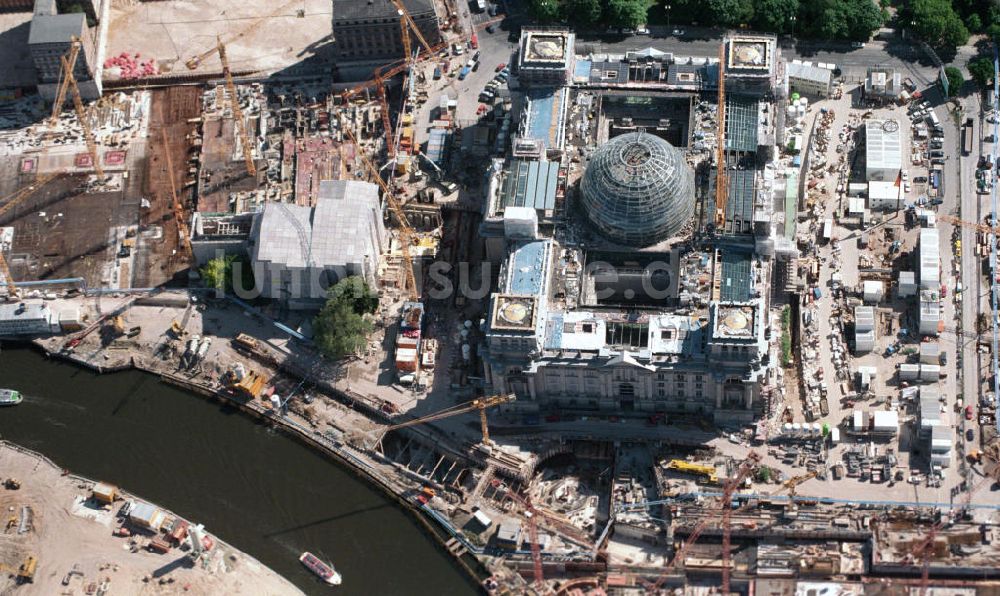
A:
1 0 1000 594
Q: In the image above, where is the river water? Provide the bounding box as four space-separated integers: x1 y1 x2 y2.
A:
0 345 477 596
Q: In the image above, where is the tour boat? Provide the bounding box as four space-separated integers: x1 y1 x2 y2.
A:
299 552 342 586
0 389 22 407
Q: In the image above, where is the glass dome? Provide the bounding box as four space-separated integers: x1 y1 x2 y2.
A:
579 132 695 247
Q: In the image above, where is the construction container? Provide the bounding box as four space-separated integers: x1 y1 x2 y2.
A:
128 502 165 530
91 482 117 504
396 348 418 372
148 537 171 554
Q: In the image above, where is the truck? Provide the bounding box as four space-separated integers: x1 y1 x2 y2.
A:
396 302 424 376
458 66 470 80
963 118 974 155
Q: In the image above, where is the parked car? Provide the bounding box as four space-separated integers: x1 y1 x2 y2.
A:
472 51 481 62
851 41 866 48
636 26 650 35
966 405 975 420
967 428 975 441
495 62 507 72
485 23 496 34
914 176 928 183
487 3 498 15
672 28 685 35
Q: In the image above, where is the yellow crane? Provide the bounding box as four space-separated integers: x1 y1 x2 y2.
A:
216 38 257 177
49 38 80 127
782 471 816 498
380 393 515 446
160 127 192 260
54 37 104 180
714 41 728 228
341 125 419 299
184 0 304 70
0 173 60 299
392 0 435 63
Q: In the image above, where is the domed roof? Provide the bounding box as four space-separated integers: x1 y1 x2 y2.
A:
579 132 695 247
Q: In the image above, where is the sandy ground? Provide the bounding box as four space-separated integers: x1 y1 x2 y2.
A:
106 0 333 78
0 442 302 595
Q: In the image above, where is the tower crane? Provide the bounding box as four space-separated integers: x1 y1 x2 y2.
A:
379 393 515 446
159 128 192 261
216 38 257 177
643 451 761 595
911 472 996 595
184 0 304 70
341 125 419 298
714 42 728 229
492 483 546 590
53 37 104 180
49 38 80 127
0 173 60 299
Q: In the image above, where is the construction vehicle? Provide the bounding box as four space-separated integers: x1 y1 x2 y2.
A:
225 363 267 399
216 39 256 177
3 478 18 490
110 315 126 336
665 459 719 484
714 41 727 228
53 36 104 180
63 296 138 350
16 555 36 583
170 320 187 338
782 471 817 498
379 393 515 447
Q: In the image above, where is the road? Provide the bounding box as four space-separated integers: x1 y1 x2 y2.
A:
569 26 982 87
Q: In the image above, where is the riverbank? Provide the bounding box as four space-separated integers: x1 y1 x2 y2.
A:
0 440 302 595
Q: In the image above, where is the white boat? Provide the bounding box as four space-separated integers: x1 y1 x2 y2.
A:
299 552 341 586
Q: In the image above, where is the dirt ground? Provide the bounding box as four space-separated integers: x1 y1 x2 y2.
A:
105 0 333 79
0 442 302 595
134 87 203 288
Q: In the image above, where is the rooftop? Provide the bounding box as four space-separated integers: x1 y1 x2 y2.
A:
331 0 435 21
498 160 559 214
28 12 84 45
253 180 383 269
865 120 903 172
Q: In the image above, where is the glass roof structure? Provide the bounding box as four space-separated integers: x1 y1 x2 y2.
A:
579 132 694 247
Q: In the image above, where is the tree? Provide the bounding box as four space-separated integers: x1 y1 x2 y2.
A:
314 277 379 359
969 56 995 88
987 23 1000 40
705 0 754 27
911 0 969 49
605 0 650 28
314 301 372 359
800 0 882 41
327 275 379 315
966 13 982 32
943 65 965 96
751 0 799 34
563 0 602 25
200 255 235 292
527 0 561 22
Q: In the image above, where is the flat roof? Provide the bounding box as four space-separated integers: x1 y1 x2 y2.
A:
724 169 756 234
719 250 753 301
28 12 84 45
725 98 759 152
332 0 435 21
500 160 559 212
865 120 902 172
787 62 833 85
524 88 568 151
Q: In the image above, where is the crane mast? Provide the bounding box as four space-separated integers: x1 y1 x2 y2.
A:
216 39 257 177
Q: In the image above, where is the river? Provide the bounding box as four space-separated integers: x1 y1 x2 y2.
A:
0 345 478 596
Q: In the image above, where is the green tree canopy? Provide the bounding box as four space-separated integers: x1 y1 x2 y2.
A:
969 56 995 88
313 276 379 359
965 13 982 32
707 0 754 27
527 0 561 22
563 0 603 25
200 255 232 292
751 0 799 34
605 0 650 28
943 65 965 96
911 0 969 49
799 0 882 41
327 275 380 315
